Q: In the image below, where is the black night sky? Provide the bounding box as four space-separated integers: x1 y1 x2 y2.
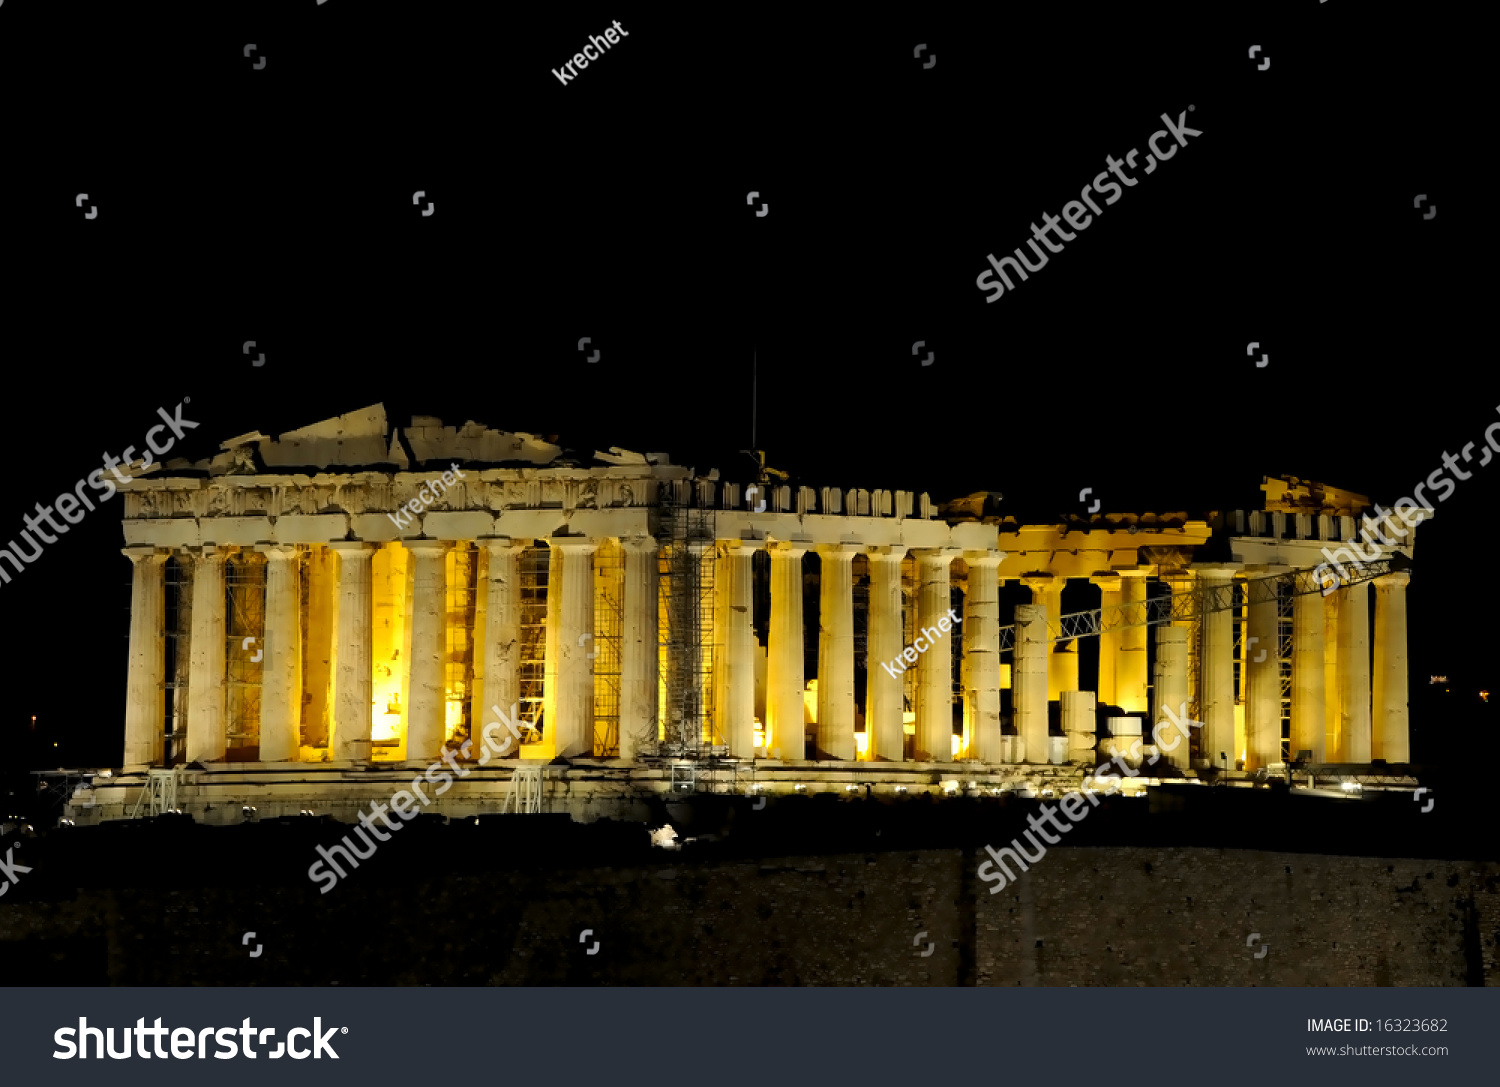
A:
0 1 1490 802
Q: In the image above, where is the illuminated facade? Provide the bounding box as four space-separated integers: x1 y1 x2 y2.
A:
70 406 1422 823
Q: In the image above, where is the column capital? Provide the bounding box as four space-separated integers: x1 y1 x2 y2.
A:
403 538 453 555
1115 565 1152 578
1089 573 1122 591
191 544 229 562
814 543 858 559
255 542 301 560
911 547 962 562
477 535 534 552
1020 573 1057 592
121 546 167 565
617 536 659 554
962 550 1004 569
1374 570 1412 589
719 538 763 555
1189 562 1242 579
547 537 598 554
327 540 377 556
864 545 905 560
767 541 807 558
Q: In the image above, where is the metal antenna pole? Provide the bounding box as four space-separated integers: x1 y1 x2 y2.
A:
751 348 757 450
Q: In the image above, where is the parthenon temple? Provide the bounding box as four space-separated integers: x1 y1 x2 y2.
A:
66 406 1423 823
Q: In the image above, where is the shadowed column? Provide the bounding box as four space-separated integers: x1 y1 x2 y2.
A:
865 548 905 761
404 539 450 764
1372 571 1410 763
185 545 227 764
123 548 167 769
329 542 375 762
964 552 1002 763
767 543 807 760
816 544 856 760
619 537 659 760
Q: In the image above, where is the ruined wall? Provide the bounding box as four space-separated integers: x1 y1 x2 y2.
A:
1 843 1495 986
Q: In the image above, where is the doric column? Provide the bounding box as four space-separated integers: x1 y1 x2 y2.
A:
1090 574 1121 706
548 539 597 759
329 542 375 762
865 548 905 762
255 544 302 762
1323 589 1341 759
1152 625 1190 770
1193 564 1240 769
1013 604 1049 764
1244 569 1284 769
619 538 659 760
123 548 167 769
767 543 807 759
815 545 857 759
543 539 600 758
1291 588 1327 763
404 539 450 764
964 552 1002 763
1021 574 1063 702
720 540 757 758
477 538 527 757
185 546 227 764
1372 571 1411 763
913 549 959 762
1160 567 1200 717
1338 578 1372 763
1116 569 1150 714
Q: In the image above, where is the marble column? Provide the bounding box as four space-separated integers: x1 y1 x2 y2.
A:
815 545 856 760
329 542 375 762
865 548 905 761
1193 564 1240 769
1372 571 1411 763
767 543 807 760
550 539 597 759
185 545 227 764
964 552 1002 763
1323 589 1341 760
913 549 958 762
123 548 167 769
618 538 659 760
1013 604 1049 764
1090 574 1121 707
1244 570 1284 769
1338 579 1372 763
405 539 449 764
1021 574 1063 702
721 540 757 758
1152 625 1190 770
256 544 302 762
1291 589 1327 763
1116 569 1150 714
477 539 525 752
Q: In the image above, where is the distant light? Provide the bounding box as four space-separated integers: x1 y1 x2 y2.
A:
845 785 857 792
1481 690 1491 703
895 785 907 794
793 784 806 793
1340 781 1362 793
1041 788 1055 797
1430 675 1447 684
